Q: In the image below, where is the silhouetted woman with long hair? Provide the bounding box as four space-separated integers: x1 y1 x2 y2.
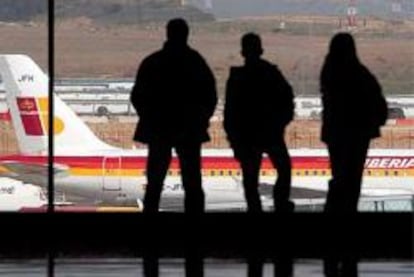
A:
321 33 387 213
320 33 387 277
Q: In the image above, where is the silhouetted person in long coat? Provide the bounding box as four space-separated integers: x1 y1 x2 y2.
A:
130 18 217 214
224 33 295 213
321 33 387 277
321 33 387 213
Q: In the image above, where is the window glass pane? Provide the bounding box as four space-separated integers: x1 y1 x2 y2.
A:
0 259 47 276
0 0 48 212
54 258 414 276
54 1 413 213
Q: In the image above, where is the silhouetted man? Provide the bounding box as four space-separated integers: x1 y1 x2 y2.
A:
132 18 216 277
224 33 295 213
320 33 387 277
130 18 217 214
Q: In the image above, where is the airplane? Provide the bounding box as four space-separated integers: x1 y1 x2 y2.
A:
0 55 413 211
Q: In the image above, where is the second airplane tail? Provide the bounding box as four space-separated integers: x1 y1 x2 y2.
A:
0 55 115 155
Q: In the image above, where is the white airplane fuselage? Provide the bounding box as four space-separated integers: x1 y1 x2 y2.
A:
2 148 413 207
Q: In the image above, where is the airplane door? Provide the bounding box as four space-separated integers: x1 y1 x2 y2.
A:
102 157 122 191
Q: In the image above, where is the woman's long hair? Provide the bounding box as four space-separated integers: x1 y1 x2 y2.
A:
321 33 361 91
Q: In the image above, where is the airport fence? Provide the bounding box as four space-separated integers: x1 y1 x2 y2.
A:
293 197 414 212
358 197 414 212
1 120 414 154
91 121 414 150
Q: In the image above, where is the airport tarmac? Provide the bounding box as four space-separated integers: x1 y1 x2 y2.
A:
1 259 413 277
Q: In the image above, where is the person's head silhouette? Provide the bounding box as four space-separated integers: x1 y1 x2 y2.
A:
166 18 189 47
241 33 263 61
328 33 358 63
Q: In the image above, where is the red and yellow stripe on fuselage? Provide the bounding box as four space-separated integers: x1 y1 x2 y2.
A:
2 155 414 178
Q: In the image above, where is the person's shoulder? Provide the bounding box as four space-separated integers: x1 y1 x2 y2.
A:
149 48 164 58
141 49 164 64
189 48 212 67
257 59 280 73
358 64 380 84
264 59 280 71
186 47 204 58
137 50 166 74
358 63 375 78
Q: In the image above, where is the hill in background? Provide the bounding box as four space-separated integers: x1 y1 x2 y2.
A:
0 0 46 22
1 0 413 24
0 0 214 23
193 0 413 20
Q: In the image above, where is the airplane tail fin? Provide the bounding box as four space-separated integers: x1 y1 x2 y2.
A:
0 55 115 155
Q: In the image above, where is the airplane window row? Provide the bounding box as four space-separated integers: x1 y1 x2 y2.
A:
365 170 400 176
295 170 329 176
169 170 330 177
138 170 402 177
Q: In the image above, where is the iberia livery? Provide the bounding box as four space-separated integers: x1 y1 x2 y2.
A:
0 55 413 211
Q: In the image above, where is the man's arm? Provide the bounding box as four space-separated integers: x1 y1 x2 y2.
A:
198 55 218 124
365 67 388 127
223 68 238 139
274 66 294 125
130 58 151 118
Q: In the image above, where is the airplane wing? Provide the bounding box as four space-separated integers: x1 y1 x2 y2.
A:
158 184 330 212
259 184 328 199
0 161 69 187
159 198 255 212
